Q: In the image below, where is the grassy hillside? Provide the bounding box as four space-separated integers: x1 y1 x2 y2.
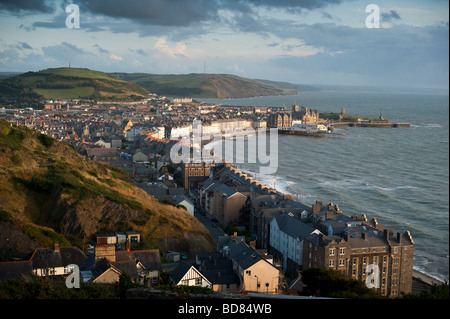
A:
112 73 298 98
0 67 149 105
0 119 215 259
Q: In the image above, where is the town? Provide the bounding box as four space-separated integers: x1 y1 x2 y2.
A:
0 96 439 298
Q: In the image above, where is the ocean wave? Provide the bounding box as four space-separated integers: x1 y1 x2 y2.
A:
413 265 448 283
318 178 369 189
318 179 417 193
238 168 294 195
373 185 418 192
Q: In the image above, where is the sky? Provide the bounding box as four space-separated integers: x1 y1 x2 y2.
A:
0 0 448 90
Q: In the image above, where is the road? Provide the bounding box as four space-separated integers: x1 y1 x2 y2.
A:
194 210 226 244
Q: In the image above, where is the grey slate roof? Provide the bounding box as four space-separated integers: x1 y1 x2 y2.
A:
115 249 161 270
227 241 262 270
273 213 316 240
215 183 238 198
30 247 87 270
170 261 195 284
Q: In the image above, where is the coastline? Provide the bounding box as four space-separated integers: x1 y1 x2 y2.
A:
233 165 448 286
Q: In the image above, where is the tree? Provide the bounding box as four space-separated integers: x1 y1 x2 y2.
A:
118 271 136 299
301 267 382 298
403 282 449 299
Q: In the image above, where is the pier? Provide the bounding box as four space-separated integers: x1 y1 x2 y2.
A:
330 122 410 128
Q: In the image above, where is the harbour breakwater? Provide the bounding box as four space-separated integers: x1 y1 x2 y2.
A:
330 121 411 128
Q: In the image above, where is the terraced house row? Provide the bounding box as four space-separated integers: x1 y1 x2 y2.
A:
194 164 415 298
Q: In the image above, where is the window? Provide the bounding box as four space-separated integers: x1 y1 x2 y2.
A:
339 248 346 255
195 278 202 286
373 256 378 264
353 258 357 265
329 248 335 256
329 260 335 267
339 259 345 267
246 270 251 276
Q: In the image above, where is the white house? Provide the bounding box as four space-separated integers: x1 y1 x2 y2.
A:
173 194 195 215
133 150 148 163
269 212 320 276
170 262 212 288
94 138 111 148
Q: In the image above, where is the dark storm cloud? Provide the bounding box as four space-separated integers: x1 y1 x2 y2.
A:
76 0 221 27
0 0 53 13
72 0 347 27
381 10 402 23
246 0 344 10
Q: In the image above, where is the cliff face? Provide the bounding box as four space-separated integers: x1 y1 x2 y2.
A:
49 197 143 239
0 119 215 258
209 74 297 99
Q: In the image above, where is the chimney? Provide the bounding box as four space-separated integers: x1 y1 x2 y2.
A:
318 233 324 246
372 218 378 227
361 232 368 240
54 242 60 253
397 232 402 242
126 238 131 254
312 202 321 214
405 231 414 244
326 211 334 220
384 229 393 240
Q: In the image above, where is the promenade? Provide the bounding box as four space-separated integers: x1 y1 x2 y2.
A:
412 269 446 295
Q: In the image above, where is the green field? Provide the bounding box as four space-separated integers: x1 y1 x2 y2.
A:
41 67 117 80
0 67 149 103
112 73 297 98
34 87 95 99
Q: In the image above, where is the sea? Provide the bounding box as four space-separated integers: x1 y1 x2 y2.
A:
201 85 449 283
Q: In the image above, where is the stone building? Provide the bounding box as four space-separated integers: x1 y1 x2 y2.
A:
212 184 247 225
267 112 292 128
291 105 320 124
180 161 213 189
303 222 415 298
